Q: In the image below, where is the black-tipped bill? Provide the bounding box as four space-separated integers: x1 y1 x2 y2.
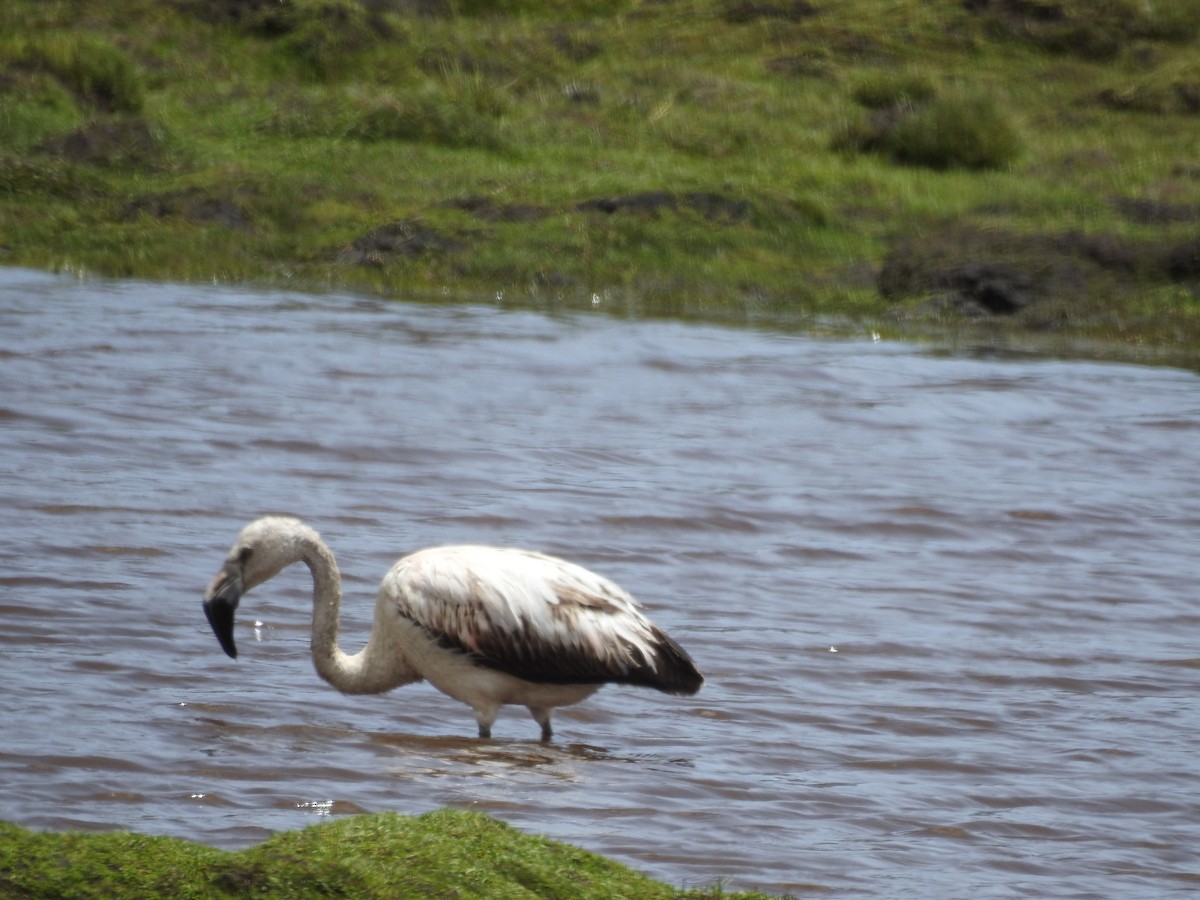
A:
203 569 242 659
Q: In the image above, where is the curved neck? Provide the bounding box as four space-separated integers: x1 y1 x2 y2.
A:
298 529 418 695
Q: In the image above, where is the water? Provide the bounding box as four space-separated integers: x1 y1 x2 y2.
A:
2 266 1198 896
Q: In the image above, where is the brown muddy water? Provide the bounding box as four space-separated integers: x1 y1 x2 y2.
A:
2 267 1198 896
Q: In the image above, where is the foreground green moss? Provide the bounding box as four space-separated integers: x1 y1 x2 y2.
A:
0 809 771 898
1 0 1199 359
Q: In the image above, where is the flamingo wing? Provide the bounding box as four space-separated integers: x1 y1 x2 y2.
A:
382 546 702 694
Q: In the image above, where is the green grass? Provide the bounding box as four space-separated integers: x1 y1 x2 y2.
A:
0 810 773 899
1 0 1199 359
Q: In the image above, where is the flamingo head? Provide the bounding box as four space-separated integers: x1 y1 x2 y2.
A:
202 516 309 659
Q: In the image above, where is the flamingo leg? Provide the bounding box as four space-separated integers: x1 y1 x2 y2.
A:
529 706 553 742
474 706 497 739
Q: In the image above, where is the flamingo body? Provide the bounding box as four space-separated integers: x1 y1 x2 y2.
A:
202 516 703 740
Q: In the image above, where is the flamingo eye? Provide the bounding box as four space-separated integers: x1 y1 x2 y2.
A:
238 546 253 564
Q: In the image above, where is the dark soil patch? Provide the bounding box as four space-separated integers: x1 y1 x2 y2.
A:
577 190 752 223
442 196 551 223
1113 197 1199 226
547 28 604 63
962 0 1195 60
1165 238 1200 279
173 0 293 33
174 0 395 37
878 223 1187 322
935 262 1036 315
121 187 253 230
38 118 168 170
720 0 818 24
1173 83 1200 114
962 0 1064 22
1051 231 1141 273
338 221 463 265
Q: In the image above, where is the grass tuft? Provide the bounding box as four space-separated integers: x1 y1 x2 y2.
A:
0 34 144 113
850 71 937 110
275 0 396 82
1094 58 1200 114
836 92 1022 171
0 811 778 899
262 80 508 150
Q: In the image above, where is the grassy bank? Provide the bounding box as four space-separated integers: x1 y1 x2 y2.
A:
2 0 1199 359
0 809 776 898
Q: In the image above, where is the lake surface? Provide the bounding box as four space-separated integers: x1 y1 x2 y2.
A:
2 266 1198 896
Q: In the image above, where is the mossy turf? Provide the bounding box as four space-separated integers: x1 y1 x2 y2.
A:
2 0 1199 360
0 809 774 898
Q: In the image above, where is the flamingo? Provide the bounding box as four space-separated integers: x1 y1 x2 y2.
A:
201 516 704 740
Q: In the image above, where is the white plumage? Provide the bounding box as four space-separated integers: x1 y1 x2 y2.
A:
202 516 704 740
